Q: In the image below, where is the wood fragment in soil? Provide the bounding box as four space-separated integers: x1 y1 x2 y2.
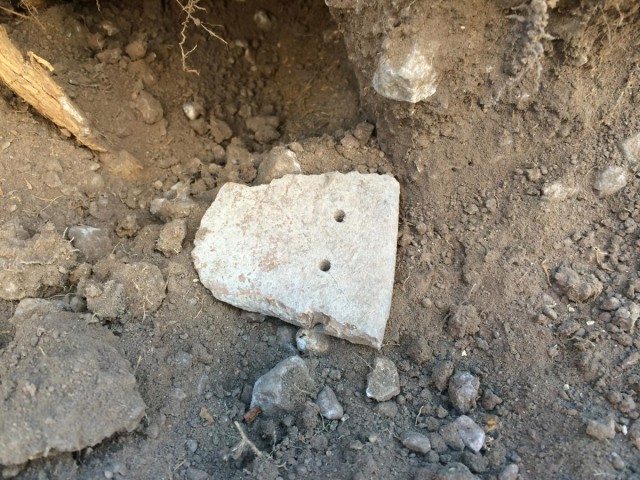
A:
0 26 109 152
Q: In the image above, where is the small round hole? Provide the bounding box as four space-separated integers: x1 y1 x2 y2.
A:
334 210 345 222
319 260 331 272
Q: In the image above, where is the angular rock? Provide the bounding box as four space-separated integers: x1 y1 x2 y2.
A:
156 218 187 256
372 33 438 103
150 182 196 222
593 166 627 197
192 172 399 349
440 416 485 453
316 386 343 420
255 146 301 185
68 226 113 263
0 301 145 466
296 328 330 354
400 431 431 454
134 91 163 125
366 356 400 401
250 356 313 416
449 372 480 413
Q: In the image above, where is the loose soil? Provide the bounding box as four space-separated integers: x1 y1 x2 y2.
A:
0 0 639 479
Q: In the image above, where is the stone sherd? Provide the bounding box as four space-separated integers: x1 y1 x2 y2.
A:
193 172 400 349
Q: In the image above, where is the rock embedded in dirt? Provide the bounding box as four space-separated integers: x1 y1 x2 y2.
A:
353 121 375 145
449 372 480 413
440 416 485 453
554 266 603 303
541 181 576 202
432 359 455 392
68 226 113 263
400 431 431 454
316 386 344 420
372 31 438 103
447 304 481 339
296 328 330 354
209 115 233 143
156 219 187 256
0 222 77 301
0 301 145 466
134 90 164 125
621 132 640 164
255 146 301 185
585 417 616 440
192 172 400 349
592 166 627 197
366 356 400 401
250 356 314 416
498 464 520 480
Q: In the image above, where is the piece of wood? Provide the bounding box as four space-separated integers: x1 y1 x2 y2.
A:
0 25 109 152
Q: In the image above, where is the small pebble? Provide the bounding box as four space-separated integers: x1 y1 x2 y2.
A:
316 386 343 420
586 417 616 440
449 371 480 413
400 431 431 454
366 356 400 401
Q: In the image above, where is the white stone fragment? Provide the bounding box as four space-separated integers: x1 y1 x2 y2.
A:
593 166 627 198
621 132 640 164
372 34 438 103
193 172 399 349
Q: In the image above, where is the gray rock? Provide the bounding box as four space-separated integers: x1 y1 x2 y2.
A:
372 33 438 103
316 386 343 420
156 219 187 256
449 372 480 413
593 166 627 197
554 266 602 303
192 172 400 349
296 328 330 354
255 147 301 185
541 181 576 202
498 464 520 480
366 356 400 401
621 132 640 164
209 116 233 143
353 121 375 145
0 302 145 466
250 356 313 416
134 91 164 124
68 226 113 263
400 431 431 454
440 416 485 453
432 360 455 392
586 417 616 440
433 462 479 480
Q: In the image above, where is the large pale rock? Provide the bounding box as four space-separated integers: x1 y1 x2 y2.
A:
373 33 438 103
0 301 145 466
193 172 399 348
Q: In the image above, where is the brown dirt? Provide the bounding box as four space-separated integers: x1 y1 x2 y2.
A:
0 0 639 479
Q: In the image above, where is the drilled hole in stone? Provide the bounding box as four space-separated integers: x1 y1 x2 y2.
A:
334 209 345 222
319 260 331 272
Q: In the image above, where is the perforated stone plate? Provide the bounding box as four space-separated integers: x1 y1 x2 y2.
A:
192 172 399 349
